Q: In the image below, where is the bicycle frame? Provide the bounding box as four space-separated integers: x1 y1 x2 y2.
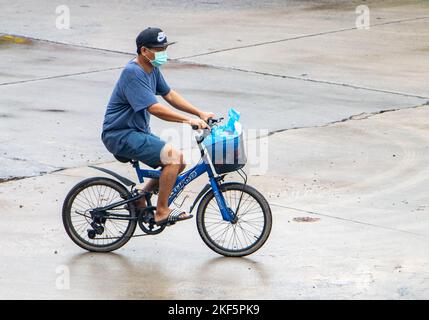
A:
89 129 236 222
133 147 234 222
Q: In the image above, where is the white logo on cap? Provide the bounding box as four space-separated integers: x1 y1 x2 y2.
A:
157 32 166 42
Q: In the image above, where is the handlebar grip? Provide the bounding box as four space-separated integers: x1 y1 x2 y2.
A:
207 117 224 126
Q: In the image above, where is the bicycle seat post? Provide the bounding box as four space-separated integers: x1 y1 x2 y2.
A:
131 160 145 192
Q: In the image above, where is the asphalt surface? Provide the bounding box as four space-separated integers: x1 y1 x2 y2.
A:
0 0 429 299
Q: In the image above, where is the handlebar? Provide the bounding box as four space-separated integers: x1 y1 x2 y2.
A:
192 117 224 144
191 117 224 130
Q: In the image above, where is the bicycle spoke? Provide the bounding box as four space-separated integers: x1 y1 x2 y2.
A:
202 187 267 252
67 182 133 248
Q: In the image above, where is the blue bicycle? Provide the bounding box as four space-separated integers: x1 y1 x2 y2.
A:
62 118 272 257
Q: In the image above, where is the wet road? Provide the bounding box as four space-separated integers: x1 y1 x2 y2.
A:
1 0 429 299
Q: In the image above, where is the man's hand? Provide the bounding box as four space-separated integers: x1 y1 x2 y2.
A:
163 91 216 123
189 118 210 130
199 111 216 122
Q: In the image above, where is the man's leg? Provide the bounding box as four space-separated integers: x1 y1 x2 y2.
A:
135 162 186 209
135 178 158 208
155 144 188 222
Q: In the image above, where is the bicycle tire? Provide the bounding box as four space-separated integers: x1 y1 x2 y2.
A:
196 182 272 257
62 177 137 252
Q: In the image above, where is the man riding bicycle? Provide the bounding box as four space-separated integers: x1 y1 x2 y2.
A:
101 27 215 226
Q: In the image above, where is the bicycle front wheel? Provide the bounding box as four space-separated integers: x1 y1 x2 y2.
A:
196 182 272 257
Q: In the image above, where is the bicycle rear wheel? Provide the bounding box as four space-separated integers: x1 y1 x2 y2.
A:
196 182 272 257
62 177 137 252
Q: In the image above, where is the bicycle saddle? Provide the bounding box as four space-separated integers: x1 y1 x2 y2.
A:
114 154 134 163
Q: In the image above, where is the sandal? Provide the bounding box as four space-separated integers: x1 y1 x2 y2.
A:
155 208 193 227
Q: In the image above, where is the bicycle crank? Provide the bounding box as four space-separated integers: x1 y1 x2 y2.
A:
137 206 165 235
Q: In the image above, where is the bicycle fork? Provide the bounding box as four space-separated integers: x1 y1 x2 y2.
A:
197 138 236 224
209 177 236 223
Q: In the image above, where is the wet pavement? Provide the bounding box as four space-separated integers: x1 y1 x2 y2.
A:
1 38 425 180
0 0 429 299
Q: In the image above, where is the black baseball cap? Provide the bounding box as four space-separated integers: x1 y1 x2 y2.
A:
136 27 175 53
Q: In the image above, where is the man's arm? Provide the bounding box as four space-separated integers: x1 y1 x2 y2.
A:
163 90 214 121
147 103 209 129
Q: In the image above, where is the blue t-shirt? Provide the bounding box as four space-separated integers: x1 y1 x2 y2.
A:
101 59 170 154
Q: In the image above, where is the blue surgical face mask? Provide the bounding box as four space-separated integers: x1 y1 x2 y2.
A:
146 48 168 67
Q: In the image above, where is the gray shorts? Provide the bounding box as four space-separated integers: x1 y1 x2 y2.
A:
116 131 166 169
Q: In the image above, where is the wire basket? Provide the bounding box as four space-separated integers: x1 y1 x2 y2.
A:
205 131 247 174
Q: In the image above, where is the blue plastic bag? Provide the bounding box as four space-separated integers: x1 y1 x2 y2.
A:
204 108 246 174
205 108 241 145
224 108 241 133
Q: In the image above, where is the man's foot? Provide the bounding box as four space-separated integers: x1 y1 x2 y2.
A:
155 207 193 226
